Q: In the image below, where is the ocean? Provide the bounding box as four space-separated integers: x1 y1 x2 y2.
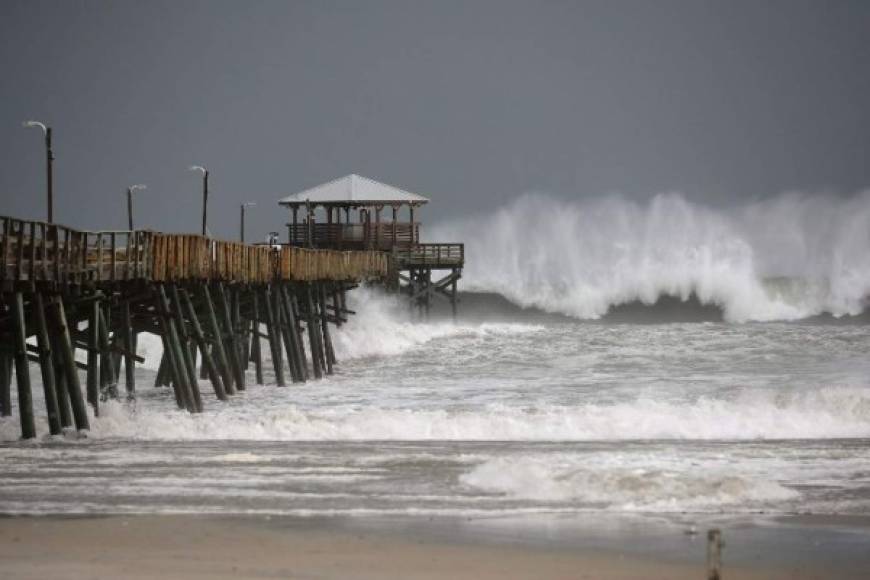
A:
2 192 870 527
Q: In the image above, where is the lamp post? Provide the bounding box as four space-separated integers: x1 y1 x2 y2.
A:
23 121 53 223
240 202 256 243
189 165 209 236
126 184 146 230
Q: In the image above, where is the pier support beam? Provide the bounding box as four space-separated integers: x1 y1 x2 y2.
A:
34 292 62 436
262 286 285 387
86 299 100 416
319 284 335 374
0 351 11 417
305 285 324 380
49 296 90 431
277 284 304 383
155 285 197 413
180 288 227 402
202 284 235 395
168 285 203 412
121 301 136 398
216 283 245 392
49 331 73 428
250 291 264 385
11 292 36 439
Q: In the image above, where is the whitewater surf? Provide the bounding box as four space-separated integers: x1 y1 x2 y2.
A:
2 273 870 518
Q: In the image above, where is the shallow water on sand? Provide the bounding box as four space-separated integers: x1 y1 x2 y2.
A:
2 291 870 518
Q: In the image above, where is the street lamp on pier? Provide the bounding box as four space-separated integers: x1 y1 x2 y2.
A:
240 202 256 243
23 120 53 223
126 184 146 230
189 165 209 236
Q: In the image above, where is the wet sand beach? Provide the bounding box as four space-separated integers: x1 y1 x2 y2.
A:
1 514 868 579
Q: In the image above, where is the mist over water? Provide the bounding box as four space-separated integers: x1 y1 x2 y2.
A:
431 191 870 322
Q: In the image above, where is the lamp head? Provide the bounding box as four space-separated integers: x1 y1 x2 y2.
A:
188 165 207 175
23 120 48 134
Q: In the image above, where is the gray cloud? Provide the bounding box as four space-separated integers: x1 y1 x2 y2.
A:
1 0 868 240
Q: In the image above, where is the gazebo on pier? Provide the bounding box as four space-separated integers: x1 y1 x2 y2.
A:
278 174 464 317
278 174 428 251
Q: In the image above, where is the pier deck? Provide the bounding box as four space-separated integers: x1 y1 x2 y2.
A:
0 215 389 440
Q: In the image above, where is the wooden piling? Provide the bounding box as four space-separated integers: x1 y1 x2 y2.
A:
11 292 36 439
48 296 90 431
707 529 723 580
49 331 73 428
217 283 245 392
202 284 235 395
121 301 136 398
319 284 335 374
305 284 324 380
276 285 302 383
155 285 196 412
86 298 100 415
97 305 118 400
290 289 309 382
0 351 11 417
154 352 169 388
280 284 307 383
158 333 183 408
261 286 285 387
34 292 62 435
251 291 264 385
180 288 227 401
168 285 203 412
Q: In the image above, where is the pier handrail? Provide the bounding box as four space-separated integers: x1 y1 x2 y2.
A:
393 243 464 268
0 214 388 285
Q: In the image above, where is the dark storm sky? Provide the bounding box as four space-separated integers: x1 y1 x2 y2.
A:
1 0 869 240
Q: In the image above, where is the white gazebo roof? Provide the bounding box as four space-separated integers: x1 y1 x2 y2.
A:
278 174 429 206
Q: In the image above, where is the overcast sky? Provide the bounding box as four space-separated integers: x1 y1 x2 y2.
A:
1 0 868 240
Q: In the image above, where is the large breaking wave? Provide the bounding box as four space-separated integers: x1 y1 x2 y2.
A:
431 191 870 322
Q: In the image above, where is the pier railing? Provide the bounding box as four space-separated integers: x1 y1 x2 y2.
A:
286 222 420 250
393 243 464 269
0 215 388 286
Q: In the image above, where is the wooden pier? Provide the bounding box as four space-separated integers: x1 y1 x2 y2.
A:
0 214 388 439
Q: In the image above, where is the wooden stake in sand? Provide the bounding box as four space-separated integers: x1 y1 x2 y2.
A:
707 528 723 580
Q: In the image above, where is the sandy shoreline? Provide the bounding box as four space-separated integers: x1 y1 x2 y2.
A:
1 514 868 579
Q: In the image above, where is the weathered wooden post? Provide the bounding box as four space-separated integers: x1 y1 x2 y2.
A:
202 284 235 394
168 285 203 412
305 284 324 379
155 286 195 412
49 331 73 428
319 284 335 374
97 305 118 400
157 332 183 408
34 292 62 435
216 283 245 391
49 296 90 431
707 529 723 580
261 285 285 386
280 285 308 382
154 353 170 388
11 292 36 439
86 298 100 415
180 288 227 401
277 285 303 383
290 289 309 381
250 291 264 385
121 301 136 398
0 351 11 417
